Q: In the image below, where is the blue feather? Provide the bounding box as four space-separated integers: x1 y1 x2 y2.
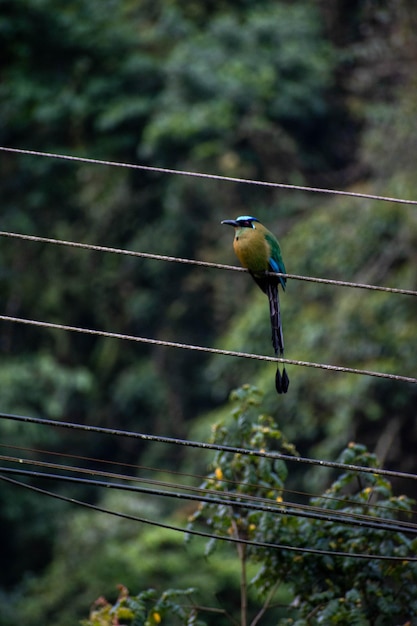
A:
236 215 259 222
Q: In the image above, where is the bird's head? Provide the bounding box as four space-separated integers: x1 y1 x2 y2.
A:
221 216 260 229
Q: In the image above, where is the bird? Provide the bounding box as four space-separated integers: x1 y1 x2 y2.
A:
221 215 289 394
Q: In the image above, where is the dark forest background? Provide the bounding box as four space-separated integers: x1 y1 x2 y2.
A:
1 1 417 624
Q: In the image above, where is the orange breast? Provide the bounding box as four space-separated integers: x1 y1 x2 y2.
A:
233 230 269 273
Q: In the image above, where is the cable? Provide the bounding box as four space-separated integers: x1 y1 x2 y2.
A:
1 230 416 297
1 465 415 537
1 146 417 206
1 412 416 482
2 453 416 532
1 474 415 562
2 147 416 564
1 314 415 385
1 157 415 390
4 442 415 520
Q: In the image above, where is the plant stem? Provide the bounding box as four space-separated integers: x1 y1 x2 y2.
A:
250 579 281 626
233 519 247 626
240 541 247 626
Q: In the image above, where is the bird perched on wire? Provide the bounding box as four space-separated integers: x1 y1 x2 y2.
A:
221 215 289 394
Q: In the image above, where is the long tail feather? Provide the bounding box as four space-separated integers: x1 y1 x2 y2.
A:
266 282 284 356
276 366 290 394
267 282 289 394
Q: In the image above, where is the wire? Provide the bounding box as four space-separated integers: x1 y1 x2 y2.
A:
1 412 416 482
2 453 416 532
1 474 415 562
1 155 416 390
1 146 416 540
2 150 416 564
1 314 415 385
1 146 417 206
3 442 414 520
1 465 416 537
1 230 416 297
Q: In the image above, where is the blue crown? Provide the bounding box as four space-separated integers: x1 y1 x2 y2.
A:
235 215 259 222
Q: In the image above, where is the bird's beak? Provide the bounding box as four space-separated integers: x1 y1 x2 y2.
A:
221 219 239 227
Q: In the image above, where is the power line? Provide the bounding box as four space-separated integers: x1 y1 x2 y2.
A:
1 314 415 384
1 153 415 392
1 230 416 297
3 442 414 520
1 146 416 572
1 474 415 562
2 445 415 526
3 415 417 558
1 145 417 206
1 411 416 482
2 453 416 533
1 465 415 537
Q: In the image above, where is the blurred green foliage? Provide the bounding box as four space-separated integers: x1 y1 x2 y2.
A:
14 489 251 626
79 388 417 625
1 0 417 623
81 586 207 626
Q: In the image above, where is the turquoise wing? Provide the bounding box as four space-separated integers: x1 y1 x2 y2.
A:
265 232 286 290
